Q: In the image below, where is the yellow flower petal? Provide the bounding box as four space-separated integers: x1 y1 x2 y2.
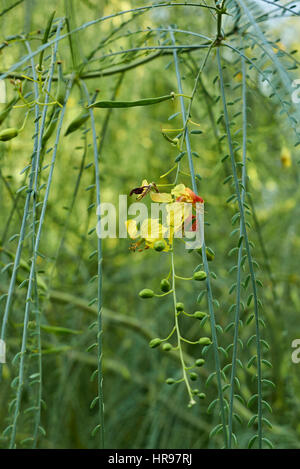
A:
167 202 185 227
171 184 186 198
150 192 173 203
125 219 138 239
165 202 185 239
140 218 166 240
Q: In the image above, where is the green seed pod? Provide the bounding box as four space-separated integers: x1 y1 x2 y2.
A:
56 78 67 106
162 343 172 352
56 88 66 107
38 11 56 71
154 240 166 252
190 372 198 381
42 114 58 146
194 311 207 320
0 97 18 126
193 271 207 281
88 93 174 109
199 337 212 345
0 127 19 141
166 378 175 385
198 392 206 400
149 338 162 348
65 112 89 136
192 388 200 395
160 278 171 292
139 288 154 299
0 108 11 126
176 302 184 311
195 358 205 367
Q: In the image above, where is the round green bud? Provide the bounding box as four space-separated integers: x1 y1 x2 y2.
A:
192 388 200 395
195 358 205 367
160 278 171 292
194 311 207 320
153 240 166 252
162 343 172 351
166 378 175 385
139 288 154 299
193 271 207 281
199 337 212 345
176 302 184 311
198 392 206 400
149 338 162 348
0 128 19 141
190 372 198 381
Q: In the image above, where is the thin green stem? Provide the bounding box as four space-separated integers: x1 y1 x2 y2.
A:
32 278 42 448
228 53 247 449
180 42 214 147
162 326 176 342
171 251 195 407
175 275 193 281
82 81 105 448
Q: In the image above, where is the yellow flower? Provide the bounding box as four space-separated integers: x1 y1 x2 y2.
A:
150 184 204 204
171 184 204 203
125 218 170 251
126 181 204 251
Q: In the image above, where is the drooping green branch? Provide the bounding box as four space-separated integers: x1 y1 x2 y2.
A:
217 47 264 449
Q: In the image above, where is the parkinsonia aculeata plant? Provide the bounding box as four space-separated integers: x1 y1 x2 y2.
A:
0 0 299 449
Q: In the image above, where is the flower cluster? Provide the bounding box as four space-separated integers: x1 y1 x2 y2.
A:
126 180 204 252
